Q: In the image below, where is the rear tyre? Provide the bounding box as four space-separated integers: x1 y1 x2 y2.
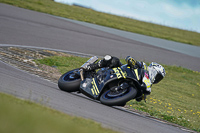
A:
58 69 81 92
100 86 137 106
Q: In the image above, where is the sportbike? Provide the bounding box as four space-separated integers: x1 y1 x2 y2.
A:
58 56 144 106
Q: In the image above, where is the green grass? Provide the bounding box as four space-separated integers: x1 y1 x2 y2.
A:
36 56 200 132
0 92 118 133
1 0 200 46
127 66 200 131
35 55 90 74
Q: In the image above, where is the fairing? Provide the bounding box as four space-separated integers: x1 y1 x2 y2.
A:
80 65 143 100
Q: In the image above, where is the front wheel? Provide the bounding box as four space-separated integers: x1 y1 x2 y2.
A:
100 86 137 106
58 69 81 92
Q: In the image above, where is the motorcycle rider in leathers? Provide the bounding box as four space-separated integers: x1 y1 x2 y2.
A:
84 55 166 102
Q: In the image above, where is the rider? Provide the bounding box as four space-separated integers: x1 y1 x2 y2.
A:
85 55 166 102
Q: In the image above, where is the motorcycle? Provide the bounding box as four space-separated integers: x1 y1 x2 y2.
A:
58 56 144 106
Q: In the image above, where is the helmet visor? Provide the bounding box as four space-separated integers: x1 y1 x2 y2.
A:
148 67 158 83
154 73 164 84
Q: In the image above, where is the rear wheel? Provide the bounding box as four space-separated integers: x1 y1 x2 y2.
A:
58 69 81 92
100 86 137 106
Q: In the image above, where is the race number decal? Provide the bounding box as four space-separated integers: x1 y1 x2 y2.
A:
113 67 127 79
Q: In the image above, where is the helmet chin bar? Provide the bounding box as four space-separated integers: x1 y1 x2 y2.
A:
104 55 112 61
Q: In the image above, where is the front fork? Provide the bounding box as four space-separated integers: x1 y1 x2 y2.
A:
80 69 84 81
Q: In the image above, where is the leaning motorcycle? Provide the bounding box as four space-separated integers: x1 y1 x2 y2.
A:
58 56 144 106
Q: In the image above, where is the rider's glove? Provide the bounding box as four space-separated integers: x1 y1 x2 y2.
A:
126 56 136 66
125 56 142 68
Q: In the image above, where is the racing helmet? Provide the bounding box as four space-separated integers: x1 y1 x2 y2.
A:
148 62 166 84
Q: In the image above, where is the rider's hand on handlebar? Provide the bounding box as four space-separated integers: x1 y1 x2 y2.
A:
125 56 142 68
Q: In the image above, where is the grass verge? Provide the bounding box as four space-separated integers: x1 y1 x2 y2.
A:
36 56 200 132
0 0 200 46
0 92 118 133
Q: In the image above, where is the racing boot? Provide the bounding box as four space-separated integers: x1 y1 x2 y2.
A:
85 63 99 71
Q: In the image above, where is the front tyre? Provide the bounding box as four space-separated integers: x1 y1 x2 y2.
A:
100 86 137 106
58 69 81 92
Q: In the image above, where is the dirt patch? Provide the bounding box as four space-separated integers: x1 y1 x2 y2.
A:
0 46 70 82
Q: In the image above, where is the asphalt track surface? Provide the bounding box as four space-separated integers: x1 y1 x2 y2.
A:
0 3 198 133
1 4 200 71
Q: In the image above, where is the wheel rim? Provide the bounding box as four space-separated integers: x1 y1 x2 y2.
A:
104 87 130 99
107 88 128 97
